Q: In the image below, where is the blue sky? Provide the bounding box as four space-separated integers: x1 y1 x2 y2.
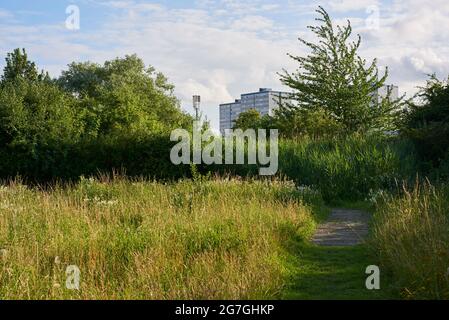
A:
1 0 448 130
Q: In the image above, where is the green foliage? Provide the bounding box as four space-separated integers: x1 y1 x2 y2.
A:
1 48 49 84
402 74 449 169
0 133 192 181
372 183 449 299
279 7 402 136
58 54 192 136
278 135 418 202
0 74 85 179
275 108 342 139
0 49 193 181
0 178 319 299
0 79 82 147
437 152 449 180
233 109 262 130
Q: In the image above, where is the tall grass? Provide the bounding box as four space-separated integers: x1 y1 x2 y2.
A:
0 177 322 300
279 135 418 202
371 182 449 299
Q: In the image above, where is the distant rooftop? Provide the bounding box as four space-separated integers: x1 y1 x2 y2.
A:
241 88 274 96
220 88 292 106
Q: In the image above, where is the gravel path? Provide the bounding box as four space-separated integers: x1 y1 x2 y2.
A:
312 209 370 247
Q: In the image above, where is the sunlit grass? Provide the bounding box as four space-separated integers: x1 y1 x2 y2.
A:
371 182 449 299
279 135 418 202
0 177 322 300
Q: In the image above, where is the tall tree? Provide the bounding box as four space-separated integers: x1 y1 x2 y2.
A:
1 48 49 84
280 7 401 135
233 109 261 130
58 54 192 135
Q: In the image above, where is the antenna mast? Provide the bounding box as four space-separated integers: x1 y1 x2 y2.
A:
193 95 201 121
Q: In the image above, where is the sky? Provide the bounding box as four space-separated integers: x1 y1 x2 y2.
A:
1 0 448 131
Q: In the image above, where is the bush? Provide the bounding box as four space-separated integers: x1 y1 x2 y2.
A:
403 75 449 167
0 133 191 182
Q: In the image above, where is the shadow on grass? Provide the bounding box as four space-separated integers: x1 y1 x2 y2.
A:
282 242 400 300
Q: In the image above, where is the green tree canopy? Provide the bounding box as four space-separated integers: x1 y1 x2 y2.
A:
233 109 262 130
58 54 192 136
274 107 342 139
0 80 82 148
403 74 449 164
0 49 193 180
279 7 402 135
0 50 82 149
1 48 49 84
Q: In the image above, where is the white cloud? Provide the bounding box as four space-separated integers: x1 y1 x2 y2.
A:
0 8 12 18
231 15 274 31
100 1 132 9
0 2 299 130
355 0 449 96
326 0 380 12
1 0 449 130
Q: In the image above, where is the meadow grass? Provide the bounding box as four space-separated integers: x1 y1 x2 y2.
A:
0 135 443 300
279 135 418 202
371 182 449 299
0 176 323 300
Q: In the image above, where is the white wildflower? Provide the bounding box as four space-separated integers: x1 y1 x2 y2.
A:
98 200 118 206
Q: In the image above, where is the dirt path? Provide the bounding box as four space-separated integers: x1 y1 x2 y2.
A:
284 207 398 299
312 209 370 247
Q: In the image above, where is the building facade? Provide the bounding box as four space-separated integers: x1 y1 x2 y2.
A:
219 88 292 134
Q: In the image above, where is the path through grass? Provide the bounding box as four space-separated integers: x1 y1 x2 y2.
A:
284 243 398 299
283 205 399 300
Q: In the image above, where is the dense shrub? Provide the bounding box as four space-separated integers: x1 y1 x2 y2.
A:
0 134 191 181
403 75 449 167
0 79 83 148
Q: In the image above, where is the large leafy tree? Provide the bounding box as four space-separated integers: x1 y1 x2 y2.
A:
0 49 83 179
0 81 82 147
233 109 261 130
1 48 49 84
0 49 82 148
58 54 192 136
0 49 194 180
280 7 401 135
